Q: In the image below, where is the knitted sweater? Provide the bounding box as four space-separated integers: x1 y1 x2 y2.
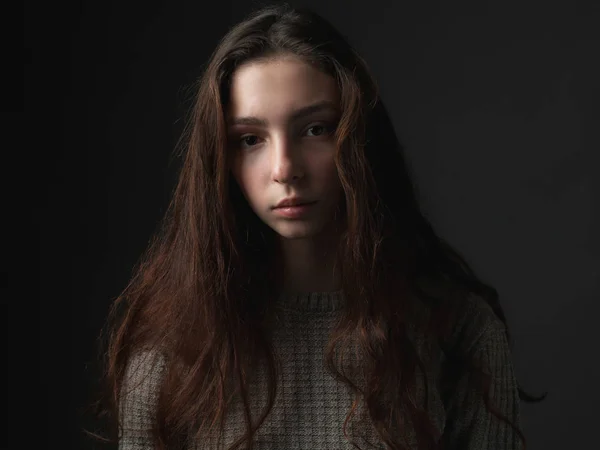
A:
119 291 522 449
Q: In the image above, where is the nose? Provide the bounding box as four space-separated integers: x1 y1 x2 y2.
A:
271 134 304 184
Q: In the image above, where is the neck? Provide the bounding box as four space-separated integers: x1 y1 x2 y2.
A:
277 233 341 296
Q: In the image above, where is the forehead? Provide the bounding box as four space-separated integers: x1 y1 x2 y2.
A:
226 57 339 123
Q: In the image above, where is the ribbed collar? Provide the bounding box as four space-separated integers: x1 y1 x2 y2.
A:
275 290 345 312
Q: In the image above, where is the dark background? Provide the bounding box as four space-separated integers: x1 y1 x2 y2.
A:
25 0 599 449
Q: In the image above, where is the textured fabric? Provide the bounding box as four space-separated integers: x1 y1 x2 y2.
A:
118 292 522 449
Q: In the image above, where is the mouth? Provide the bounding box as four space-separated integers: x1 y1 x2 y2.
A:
272 201 317 218
273 201 316 209
272 197 317 209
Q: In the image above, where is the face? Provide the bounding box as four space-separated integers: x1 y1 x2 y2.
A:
227 56 343 241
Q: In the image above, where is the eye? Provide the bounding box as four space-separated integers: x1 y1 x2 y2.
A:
305 123 334 137
239 135 261 149
306 125 324 137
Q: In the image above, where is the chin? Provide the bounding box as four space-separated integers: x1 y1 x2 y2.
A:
271 223 323 240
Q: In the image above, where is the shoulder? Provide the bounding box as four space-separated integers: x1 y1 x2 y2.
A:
443 294 509 360
121 348 168 399
118 349 170 444
125 348 167 377
437 297 522 449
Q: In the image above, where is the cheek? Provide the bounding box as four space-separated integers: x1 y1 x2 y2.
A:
230 163 250 203
230 164 243 193
232 164 263 208
313 156 340 186
231 156 250 190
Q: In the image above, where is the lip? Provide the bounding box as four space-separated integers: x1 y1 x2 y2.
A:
272 201 316 218
274 197 314 209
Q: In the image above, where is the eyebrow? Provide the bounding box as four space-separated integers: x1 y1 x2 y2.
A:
227 100 338 127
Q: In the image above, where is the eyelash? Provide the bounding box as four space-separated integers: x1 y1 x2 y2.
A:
236 123 335 149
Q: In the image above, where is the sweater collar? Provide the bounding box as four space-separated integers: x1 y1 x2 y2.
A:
275 290 345 312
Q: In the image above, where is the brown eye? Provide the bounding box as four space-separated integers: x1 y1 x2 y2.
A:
307 125 325 136
241 135 260 148
305 123 334 137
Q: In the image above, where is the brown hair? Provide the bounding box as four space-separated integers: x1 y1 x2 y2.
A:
88 3 545 449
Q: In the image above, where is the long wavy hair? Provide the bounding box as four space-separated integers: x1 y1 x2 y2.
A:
90 3 545 450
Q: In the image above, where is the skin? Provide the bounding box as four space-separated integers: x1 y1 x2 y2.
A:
227 55 344 294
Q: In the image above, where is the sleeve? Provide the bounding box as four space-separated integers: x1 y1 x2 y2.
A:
118 350 167 450
441 321 523 450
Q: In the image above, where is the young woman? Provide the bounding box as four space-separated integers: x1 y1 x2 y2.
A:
95 3 544 450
